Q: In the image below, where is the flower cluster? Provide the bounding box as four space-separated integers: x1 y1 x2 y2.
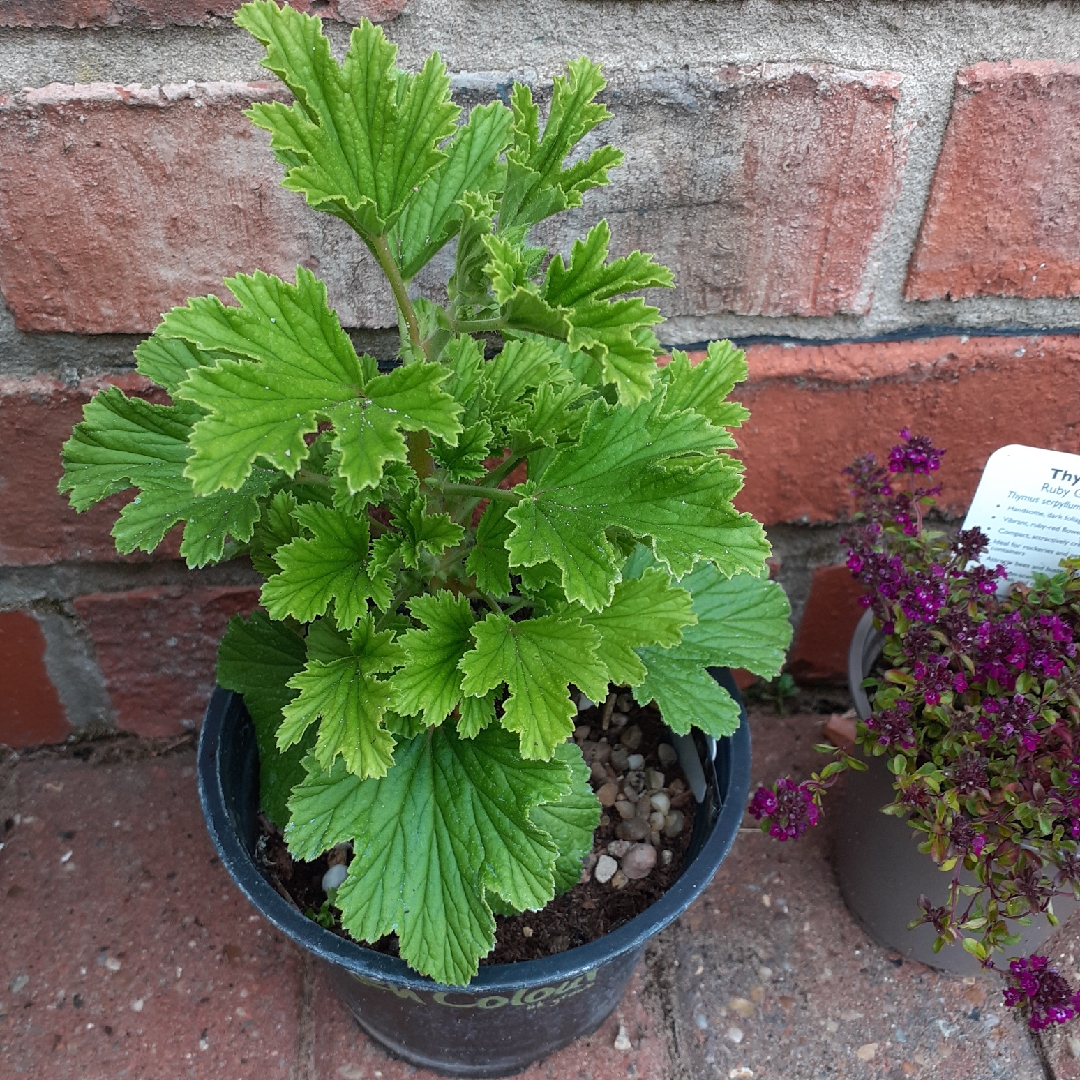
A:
751 430 1080 1026
1003 956 1080 1030
748 778 820 840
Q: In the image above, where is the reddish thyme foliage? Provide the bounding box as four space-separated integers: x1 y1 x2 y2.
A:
748 430 1080 1029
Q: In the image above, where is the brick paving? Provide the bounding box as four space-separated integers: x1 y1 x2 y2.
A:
0 709 1069 1079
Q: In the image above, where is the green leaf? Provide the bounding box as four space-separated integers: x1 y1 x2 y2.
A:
261 504 393 628
392 591 476 726
572 568 697 686
217 611 311 828
168 268 364 490
393 101 513 279
167 269 458 495
279 615 405 778
460 613 609 759
659 341 750 433
237 1 459 239
387 490 466 570
500 60 623 231
506 397 769 610
635 565 791 737
330 362 462 493
466 499 513 597
134 334 219 395
250 490 303 576
528 741 601 895
59 385 270 568
285 724 571 984
544 220 672 405
457 690 496 738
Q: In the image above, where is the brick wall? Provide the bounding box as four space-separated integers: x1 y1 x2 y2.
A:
2 1 1080 745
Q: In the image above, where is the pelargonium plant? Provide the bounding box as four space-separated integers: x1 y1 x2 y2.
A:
58 2 792 986
750 430 1080 1030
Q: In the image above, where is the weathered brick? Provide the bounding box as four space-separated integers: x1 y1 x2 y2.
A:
73 585 260 736
787 564 865 685
540 66 906 318
0 374 180 566
310 963 671 1080
0 0 406 29
907 60 1080 301
0 752 304 1079
733 334 1080 524
0 610 71 748
0 68 902 335
2 83 296 334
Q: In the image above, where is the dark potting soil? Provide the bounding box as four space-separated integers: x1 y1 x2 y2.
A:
253 694 695 964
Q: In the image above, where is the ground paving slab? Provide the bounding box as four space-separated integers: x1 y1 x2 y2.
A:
0 711 1070 1079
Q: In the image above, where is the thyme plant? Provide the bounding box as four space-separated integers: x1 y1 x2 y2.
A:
60 1 790 985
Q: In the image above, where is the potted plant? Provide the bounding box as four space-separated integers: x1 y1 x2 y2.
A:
58 2 792 1074
750 431 1080 1032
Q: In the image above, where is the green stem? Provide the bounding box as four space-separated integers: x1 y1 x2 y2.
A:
451 317 506 335
432 481 521 504
371 234 423 355
482 453 527 489
294 469 331 488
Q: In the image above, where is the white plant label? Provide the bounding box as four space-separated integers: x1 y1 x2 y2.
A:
962 444 1080 583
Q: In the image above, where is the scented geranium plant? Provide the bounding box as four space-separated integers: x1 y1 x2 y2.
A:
58 2 791 986
750 431 1080 1029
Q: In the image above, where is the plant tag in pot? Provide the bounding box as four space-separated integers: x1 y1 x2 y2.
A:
963 443 1080 583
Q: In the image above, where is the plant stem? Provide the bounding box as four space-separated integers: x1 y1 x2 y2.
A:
295 469 331 488
452 317 506 335
433 481 522 504
371 234 423 355
482 453 527 489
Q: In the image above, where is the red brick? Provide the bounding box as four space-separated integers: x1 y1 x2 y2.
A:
733 334 1080 524
73 586 260 736
0 0 406 28
0 374 180 566
787 565 866 685
0 82 314 335
310 963 671 1079
0 610 71 748
0 751 303 1078
592 66 906 317
907 60 1080 300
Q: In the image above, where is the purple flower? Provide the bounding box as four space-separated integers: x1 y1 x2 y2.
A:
888 431 945 476
866 699 916 749
1003 955 1080 1030
748 778 819 841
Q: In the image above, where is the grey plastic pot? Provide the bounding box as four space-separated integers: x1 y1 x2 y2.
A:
198 669 751 1078
836 608 1075 974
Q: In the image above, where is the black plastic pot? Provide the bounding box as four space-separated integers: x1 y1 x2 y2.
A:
836 609 1075 974
198 670 751 1078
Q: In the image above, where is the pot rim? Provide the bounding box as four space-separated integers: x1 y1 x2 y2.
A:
198 677 751 994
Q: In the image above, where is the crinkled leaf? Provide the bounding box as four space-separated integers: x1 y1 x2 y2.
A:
279 616 405 778
285 724 571 984
261 504 393 628
387 490 465 570
250 490 303 576
460 613 609 759
635 564 791 736
659 341 750 433
393 101 513 279
392 591 476 725
457 689 497 739
527 741 600 895
465 499 513 597
59 386 270 567
217 611 311 828
168 269 458 495
500 60 622 230
134 334 219 395
238 1 459 239
506 396 769 610
572 567 696 686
